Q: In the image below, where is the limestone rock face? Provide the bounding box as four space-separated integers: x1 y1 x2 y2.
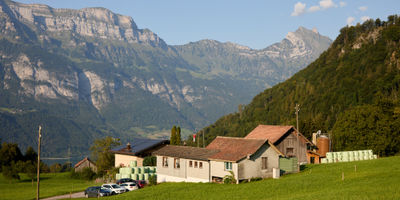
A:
4 0 167 48
10 54 79 101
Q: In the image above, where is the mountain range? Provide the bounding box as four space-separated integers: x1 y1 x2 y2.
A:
0 0 331 161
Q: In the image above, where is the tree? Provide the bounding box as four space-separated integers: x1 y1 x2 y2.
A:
332 103 400 156
170 126 177 145
90 136 121 175
143 156 156 166
2 164 20 182
0 142 23 167
24 146 37 162
49 163 62 173
61 162 72 172
176 126 182 145
25 161 36 183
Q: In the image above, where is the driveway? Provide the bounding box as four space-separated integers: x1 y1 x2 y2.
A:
41 191 85 200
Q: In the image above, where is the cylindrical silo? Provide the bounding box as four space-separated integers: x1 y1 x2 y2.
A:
317 135 330 157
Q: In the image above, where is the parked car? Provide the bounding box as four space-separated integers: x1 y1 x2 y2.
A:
116 178 135 185
120 182 139 191
136 180 147 188
101 183 126 195
84 186 111 198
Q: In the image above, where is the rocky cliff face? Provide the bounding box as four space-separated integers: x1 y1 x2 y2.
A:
2 0 167 49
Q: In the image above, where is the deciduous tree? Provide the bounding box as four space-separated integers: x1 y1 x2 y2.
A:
90 136 121 175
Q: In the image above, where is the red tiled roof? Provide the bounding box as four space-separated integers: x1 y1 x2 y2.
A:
245 125 293 143
206 136 268 162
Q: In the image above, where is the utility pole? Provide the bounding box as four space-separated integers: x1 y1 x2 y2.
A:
295 104 300 172
36 126 42 200
197 131 199 148
68 146 71 169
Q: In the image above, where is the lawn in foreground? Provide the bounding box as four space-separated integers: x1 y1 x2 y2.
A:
0 172 98 200
100 156 400 200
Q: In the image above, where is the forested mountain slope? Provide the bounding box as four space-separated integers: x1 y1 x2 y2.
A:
197 16 400 156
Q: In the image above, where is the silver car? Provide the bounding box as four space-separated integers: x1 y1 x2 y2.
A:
101 183 126 195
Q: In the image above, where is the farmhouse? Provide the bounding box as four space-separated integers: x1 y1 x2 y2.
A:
245 125 314 164
153 136 283 183
111 138 169 167
153 145 219 183
206 136 283 183
74 157 97 172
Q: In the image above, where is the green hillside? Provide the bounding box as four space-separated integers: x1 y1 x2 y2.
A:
196 15 400 156
71 156 399 200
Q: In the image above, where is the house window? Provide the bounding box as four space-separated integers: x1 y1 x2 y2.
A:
286 148 294 157
310 157 315 164
162 157 168 167
174 158 180 168
199 162 203 169
262 157 268 170
189 161 193 167
194 161 198 168
224 162 232 171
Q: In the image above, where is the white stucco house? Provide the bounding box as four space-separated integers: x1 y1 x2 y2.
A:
153 136 283 183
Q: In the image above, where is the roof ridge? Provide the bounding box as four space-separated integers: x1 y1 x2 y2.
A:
165 144 209 149
216 136 267 141
259 124 294 127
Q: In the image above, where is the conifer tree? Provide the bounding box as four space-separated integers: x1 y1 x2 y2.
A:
176 126 182 145
170 126 177 145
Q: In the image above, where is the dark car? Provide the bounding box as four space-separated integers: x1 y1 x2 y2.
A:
84 186 111 198
116 178 135 185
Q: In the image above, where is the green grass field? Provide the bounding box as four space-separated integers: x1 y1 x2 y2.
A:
1 156 399 200
103 156 400 200
0 172 97 200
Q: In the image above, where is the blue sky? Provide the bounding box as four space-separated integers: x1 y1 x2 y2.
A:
16 0 400 49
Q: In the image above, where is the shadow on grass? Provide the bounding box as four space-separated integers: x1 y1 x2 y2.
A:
19 177 50 182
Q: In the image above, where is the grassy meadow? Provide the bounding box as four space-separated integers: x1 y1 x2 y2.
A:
103 156 400 200
0 172 97 200
1 156 399 200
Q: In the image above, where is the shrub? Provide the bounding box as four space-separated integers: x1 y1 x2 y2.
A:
70 167 97 181
223 171 236 184
143 156 156 166
148 174 157 186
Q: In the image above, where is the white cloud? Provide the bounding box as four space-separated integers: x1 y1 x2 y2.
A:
358 6 368 12
361 16 371 22
347 16 355 26
291 2 306 16
339 2 347 7
308 5 321 12
319 0 337 9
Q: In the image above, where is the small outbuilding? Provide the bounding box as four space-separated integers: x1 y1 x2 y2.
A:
307 150 322 164
74 157 97 172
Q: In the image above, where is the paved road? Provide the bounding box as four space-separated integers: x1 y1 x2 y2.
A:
41 191 85 200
